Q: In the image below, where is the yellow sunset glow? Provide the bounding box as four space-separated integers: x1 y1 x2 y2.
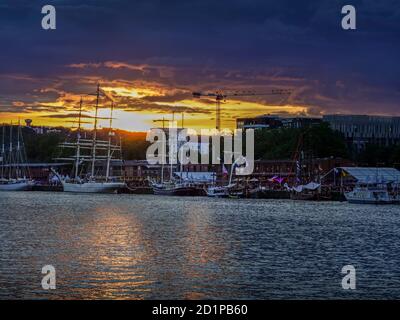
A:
1 81 310 131
39 101 65 108
102 86 164 99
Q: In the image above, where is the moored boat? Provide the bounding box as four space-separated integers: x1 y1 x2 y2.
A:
61 180 125 194
345 184 394 204
0 179 32 191
205 158 246 198
289 190 319 201
0 123 34 191
152 181 198 196
285 182 321 201
205 185 229 198
53 85 125 194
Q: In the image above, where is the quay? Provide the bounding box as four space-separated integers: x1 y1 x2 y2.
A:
5 159 400 202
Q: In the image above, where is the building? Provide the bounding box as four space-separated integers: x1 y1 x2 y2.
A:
251 158 352 184
281 117 322 129
321 167 400 188
339 167 400 184
236 115 283 130
120 157 352 186
24 122 62 135
323 115 400 150
236 115 322 130
0 163 70 183
121 160 214 182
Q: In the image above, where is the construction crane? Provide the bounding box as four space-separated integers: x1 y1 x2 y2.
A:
192 89 292 130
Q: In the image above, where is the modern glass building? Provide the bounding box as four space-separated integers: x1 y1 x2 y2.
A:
323 115 400 150
236 115 321 130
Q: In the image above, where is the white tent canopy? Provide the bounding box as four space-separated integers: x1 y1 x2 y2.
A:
339 167 400 184
285 182 321 193
174 172 216 183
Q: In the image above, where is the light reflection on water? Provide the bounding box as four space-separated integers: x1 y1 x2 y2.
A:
0 191 400 299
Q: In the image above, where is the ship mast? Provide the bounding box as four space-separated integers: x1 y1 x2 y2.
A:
53 85 121 182
170 112 176 181
75 97 83 179
8 122 13 180
180 113 184 183
161 117 165 183
1 125 4 179
152 117 167 184
16 120 21 179
106 101 114 181
91 84 100 179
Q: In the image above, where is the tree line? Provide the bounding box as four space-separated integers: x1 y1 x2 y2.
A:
17 124 400 167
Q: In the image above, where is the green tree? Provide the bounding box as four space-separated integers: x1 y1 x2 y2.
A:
304 123 349 159
254 123 349 160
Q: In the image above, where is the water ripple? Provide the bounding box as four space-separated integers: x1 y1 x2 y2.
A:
1 192 400 299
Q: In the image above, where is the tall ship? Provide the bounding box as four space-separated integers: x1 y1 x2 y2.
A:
53 84 125 193
284 131 321 201
150 138 198 196
0 123 33 191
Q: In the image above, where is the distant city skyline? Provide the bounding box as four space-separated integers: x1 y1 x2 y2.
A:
0 0 399 131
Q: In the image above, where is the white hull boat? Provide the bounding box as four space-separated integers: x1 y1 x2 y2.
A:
205 186 229 198
62 181 125 194
0 180 31 191
345 185 394 204
53 85 125 194
1 124 33 191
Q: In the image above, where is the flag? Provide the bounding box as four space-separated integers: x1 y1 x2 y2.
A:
276 177 284 184
334 168 339 174
268 176 284 184
222 165 228 177
296 160 301 177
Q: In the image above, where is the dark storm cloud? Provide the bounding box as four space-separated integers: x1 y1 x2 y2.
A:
40 113 98 119
123 104 212 115
0 0 399 116
117 98 212 115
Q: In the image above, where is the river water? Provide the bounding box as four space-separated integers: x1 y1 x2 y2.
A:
0 192 399 299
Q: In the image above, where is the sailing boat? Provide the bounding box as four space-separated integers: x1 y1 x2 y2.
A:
53 85 125 193
205 164 230 197
205 158 245 198
0 123 33 191
283 131 321 201
151 113 198 196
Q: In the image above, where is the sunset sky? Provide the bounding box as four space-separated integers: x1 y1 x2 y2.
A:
0 0 399 131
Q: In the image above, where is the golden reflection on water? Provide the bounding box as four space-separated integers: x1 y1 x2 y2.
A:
3 192 400 299
56 204 154 299
181 202 232 299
